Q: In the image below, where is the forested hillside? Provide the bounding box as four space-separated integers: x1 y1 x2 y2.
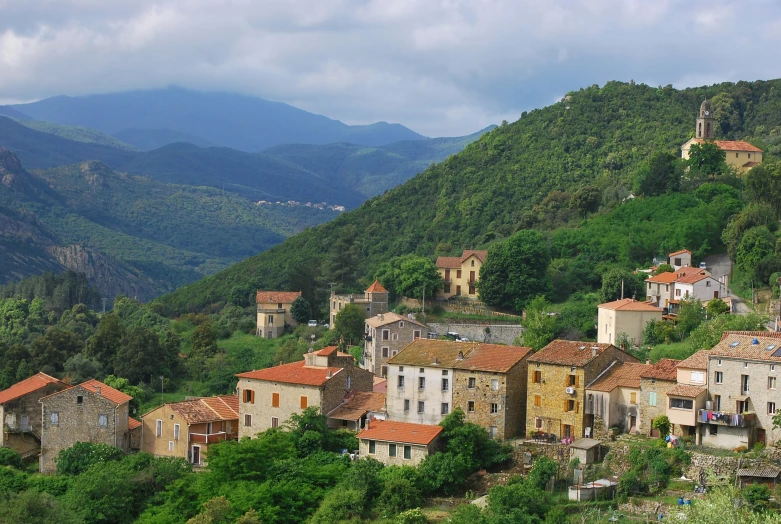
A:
155 79 781 315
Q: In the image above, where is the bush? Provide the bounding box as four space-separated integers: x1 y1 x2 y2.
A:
55 442 125 476
0 448 22 469
395 508 429 524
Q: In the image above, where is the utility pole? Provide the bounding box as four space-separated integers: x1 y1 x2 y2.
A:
621 279 625 300
101 298 107 314
160 376 165 405
422 283 426 314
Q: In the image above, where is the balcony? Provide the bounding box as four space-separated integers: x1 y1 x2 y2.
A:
3 422 32 433
257 308 286 314
189 431 237 444
697 410 754 428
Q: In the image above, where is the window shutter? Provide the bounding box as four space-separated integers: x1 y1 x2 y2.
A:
574 401 579 414
300 396 307 409
575 375 579 387
250 390 255 404
272 393 279 407
563 400 568 412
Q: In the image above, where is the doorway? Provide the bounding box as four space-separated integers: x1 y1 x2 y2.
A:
192 445 201 465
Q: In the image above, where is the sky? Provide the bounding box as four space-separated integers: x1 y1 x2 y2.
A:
1 0 781 137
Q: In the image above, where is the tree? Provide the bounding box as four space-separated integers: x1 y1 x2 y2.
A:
290 296 311 325
600 268 644 303
687 141 726 176
103 375 145 416
63 353 104 383
28 327 84 373
722 203 778 257
113 326 164 384
56 442 125 476
655 264 674 274
334 303 365 346
397 256 442 299
652 416 671 438
477 230 552 312
569 184 602 218
736 226 776 277
634 151 680 196
706 298 730 317
744 161 781 219
676 299 706 339
519 296 557 350
0 490 80 524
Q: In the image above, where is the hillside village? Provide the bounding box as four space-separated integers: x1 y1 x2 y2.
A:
2 94 781 523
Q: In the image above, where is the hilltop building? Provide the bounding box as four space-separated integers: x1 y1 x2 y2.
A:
364 312 428 377
256 290 302 339
597 298 663 346
329 280 389 329
435 250 487 300
645 266 721 310
681 99 763 173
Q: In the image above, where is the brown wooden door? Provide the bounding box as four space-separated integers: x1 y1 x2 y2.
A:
756 428 766 445
192 446 201 464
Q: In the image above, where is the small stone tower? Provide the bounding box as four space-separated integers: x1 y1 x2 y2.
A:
695 99 714 139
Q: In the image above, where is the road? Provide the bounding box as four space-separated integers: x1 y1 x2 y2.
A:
702 253 752 315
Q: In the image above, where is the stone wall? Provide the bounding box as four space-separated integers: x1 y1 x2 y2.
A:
428 323 523 345
359 438 433 466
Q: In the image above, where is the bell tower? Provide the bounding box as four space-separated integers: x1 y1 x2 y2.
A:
695 99 714 139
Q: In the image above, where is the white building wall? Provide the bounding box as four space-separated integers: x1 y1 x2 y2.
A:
386 365 454 425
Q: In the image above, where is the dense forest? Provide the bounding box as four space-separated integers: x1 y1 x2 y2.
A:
155 79 781 316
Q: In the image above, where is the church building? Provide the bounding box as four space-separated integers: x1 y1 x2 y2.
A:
681 99 763 173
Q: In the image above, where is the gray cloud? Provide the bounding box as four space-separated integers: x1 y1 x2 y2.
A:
1 0 780 136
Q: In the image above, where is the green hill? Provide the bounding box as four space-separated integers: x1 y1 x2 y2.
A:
154 79 781 315
11 118 139 151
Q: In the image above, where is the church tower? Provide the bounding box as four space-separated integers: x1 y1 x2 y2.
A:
695 99 714 139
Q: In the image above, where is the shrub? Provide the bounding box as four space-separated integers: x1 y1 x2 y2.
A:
0 448 22 469
55 442 125 476
395 508 428 524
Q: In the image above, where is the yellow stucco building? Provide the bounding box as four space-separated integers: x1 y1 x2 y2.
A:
435 250 487 300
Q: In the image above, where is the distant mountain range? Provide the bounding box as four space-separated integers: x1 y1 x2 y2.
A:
4 86 427 152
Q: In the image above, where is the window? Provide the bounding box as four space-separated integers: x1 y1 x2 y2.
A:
535 418 543 429
77 395 83 405
768 402 777 415
468 377 476 389
745 362 749 368
419 368 425 373
50 412 59 426
736 153 739 158
271 417 279 428
442 378 449 391
347 376 352 390
715 371 723 384
468 401 475 412
391 350 397 356
741 374 750 393
413 330 421 339
533 370 542 383
442 370 448 376
630 392 637 404
718 359 722 366
490 403 499 414
369 440 376 454
675 289 681 297
690 371 704 384
382 347 389 358
441 403 449 415
243 389 255 404
456 270 462 279
444 284 451 293
772 365 776 372
156 419 163 437
403 445 412 460
389 443 397 457
244 414 252 426
491 379 499 391
417 401 425 414
649 392 657 407
268 315 274 324
404 399 410 412
769 377 777 390
534 395 541 407
444 269 450 280
98 414 108 429
391 333 398 341
418 377 426 389
737 400 749 414
169 441 174 451
272 392 280 407
382 330 390 340
709 424 718 435
669 398 694 410
713 395 721 411
566 400 575 412
174 424 180 440
399 321 405 328
300 396 308 409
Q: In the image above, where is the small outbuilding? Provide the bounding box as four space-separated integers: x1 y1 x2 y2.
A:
569 438 602 465
568 478 617 501
737 464 781 488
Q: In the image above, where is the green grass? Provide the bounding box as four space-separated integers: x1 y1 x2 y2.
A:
649 340 695 361
217 331 280 370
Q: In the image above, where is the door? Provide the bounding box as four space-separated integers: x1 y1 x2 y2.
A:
714 291 719 298
756 428 766 445
192 445 201 465
21 415 29 431
629 415 636 431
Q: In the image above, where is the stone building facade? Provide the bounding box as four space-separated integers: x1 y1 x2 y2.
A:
39 379 132 473
256 290 302 338
0 373 67 454
596 299 662 346
364 312 428 377
637 359 680 436
357 419 442 466
330 280 389 329
526 341 638 441
236 347 374 438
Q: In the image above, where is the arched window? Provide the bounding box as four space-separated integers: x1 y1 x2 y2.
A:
698 122 702 137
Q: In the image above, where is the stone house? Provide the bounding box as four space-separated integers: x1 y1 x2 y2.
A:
667 250 692 271
526 340 639 441
0 372 67 457
357 419 442 466
364 312 428 377
39 379 133 473
141 395 239 466
646 266 719 311
451 343 532 440
585 361 649 435
666 350 709 441
235 346 374 438
435 250 487 300
256 290 302 338
597 299 662 346
638 358 680 436
326 391 387 431
645 271 678 309
330 280 389 329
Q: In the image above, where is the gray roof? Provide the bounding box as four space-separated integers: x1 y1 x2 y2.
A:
737 464 781 479
569 438 601 450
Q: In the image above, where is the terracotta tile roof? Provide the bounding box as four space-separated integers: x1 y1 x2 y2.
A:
598 298 662 312
667 384 706 398
461 250 488 263
646 271 678 283
365 280 388 293
388 339 530 372
327 391 386 421
315 346 339 356
0 372 66 405
527 340 635 367
588 362 648 392
201 395 240 420
690 139 763 153
720 331 781 341
640 358 680 380
708 334 781 363
436 250 488 269
668 249 692 257
452 344 532 373
236 360 342 386
164 395 239 424
128 418 142 430
677 350 709 370
365 312 428 329
743 161 761 168
675 271 711 285
737 465 781 479
256 290 301 304
358 419 443 445
41 379 133 405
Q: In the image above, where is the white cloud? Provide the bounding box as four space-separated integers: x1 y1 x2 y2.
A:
0 0 780 136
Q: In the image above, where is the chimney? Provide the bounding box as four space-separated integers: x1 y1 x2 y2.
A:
457 351 464 360
646 359 651 365
366 419 370 430
378 313 383 321
96 387 101 397
433 357 439 365
327 370 332 378
591 347 598 358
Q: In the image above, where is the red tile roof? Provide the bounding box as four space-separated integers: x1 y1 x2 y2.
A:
720 331 781 341
646 271 678 283
598 298 662 312
328 391 386 421
41 379 133 405
668 249 692 257
388 339 530 372
160 395 240 424
236 360 342 386
690 139 763 153
461 250 488 263
675 271 711 285
315 346 339 356
0 372 65 405
201 395 240 420
358 420 443 445
677 350 709 370
527 340 636 367
365 280 388 293
452 343 532 373
365 312 427 329
708 334 781 363
743 161 761 168
640 358 680 380
667 384 706 398
436 250 487 269
256 290 301 304
588 362 648 392
128 418 142 430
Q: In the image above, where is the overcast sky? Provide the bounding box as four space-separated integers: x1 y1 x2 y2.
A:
1 0 781 137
